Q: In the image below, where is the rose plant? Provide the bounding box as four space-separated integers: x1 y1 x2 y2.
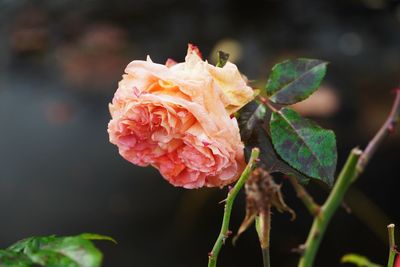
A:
107 44 400 267
1 44 398 267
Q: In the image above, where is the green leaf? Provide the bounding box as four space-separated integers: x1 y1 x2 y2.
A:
238 102 309 184
270 107 337 185
253 126 309 184
216 51 229 68
0 250 32 267
29 250 79 267
38 237 102 267
7 237 38 253
266 58 327 105
4 233 115 267
341 253 382 267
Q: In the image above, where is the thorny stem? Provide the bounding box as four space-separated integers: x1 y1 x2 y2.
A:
208 148 260 267
387 224 396 267
287 175 320 217
298 89 400 267
298 148 362 267
357 89 400 173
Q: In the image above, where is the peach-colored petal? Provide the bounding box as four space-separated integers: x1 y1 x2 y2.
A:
165 58 177 68
207 62 254 113
108 44 250 188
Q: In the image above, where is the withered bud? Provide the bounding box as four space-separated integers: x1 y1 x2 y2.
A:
234 168 296 247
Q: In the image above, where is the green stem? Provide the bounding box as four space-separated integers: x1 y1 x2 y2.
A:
387 224 396 267
298 89 400 267
262 248 270 267
257 209 272 267
298 148 362 267
207 148 260 267
287 175 320 217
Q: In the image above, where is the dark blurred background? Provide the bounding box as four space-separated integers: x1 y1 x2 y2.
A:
0 0 399 266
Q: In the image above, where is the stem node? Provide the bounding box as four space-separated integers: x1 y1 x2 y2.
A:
387 224 397 267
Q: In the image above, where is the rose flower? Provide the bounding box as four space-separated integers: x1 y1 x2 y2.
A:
108 45 254 188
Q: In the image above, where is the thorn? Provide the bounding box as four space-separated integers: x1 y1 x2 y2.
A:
291 244 306 255
226 230 233 236
208 252 213 257
218 198 227 204
228 185 233 192
341 201 352 214
388 122 395 134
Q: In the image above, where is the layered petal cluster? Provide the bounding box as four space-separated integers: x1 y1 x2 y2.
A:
108 45 254 188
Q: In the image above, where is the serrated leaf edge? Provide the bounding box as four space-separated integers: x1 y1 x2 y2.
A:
267 59 328 104
271 108 335 183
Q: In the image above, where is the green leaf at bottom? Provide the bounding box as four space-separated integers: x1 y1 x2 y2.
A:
341 253 382 267
0 250 31 267
1 233 115 267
